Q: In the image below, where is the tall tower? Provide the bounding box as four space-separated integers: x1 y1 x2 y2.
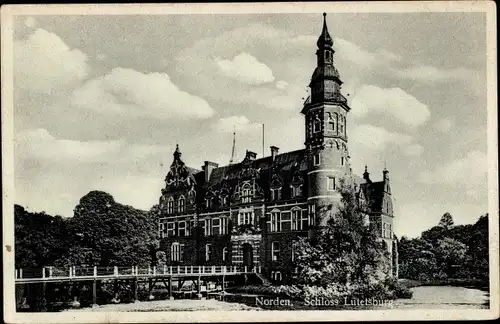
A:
302 13 352 226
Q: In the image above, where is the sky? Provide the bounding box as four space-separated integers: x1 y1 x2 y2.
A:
12 12 489 238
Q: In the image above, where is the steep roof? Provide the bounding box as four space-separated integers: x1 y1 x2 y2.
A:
206 149 307 187
360 181 385 213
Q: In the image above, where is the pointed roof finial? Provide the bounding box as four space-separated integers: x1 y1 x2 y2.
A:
317 12 333 48
384 160 388 172
174 143 181 159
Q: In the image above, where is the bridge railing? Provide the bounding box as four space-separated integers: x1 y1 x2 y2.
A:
15 264 262 280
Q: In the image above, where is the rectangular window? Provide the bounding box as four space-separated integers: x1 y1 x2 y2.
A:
271 242 280 261
166 222 175 237
204 219 212 236
205 244 212 262
220 217 228 235
313 153 321 166
238 212 253 225
291 209 301 230
308 205 316 226
159 222 165 238
280 211 291 232
212 218 221 236
178 221 187 237
271 212 281 232
328 177 336 191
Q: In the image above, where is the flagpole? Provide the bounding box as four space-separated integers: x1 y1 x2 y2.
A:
262 123 265 158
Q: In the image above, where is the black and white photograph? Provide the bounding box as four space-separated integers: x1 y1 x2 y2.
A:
2 2 498 323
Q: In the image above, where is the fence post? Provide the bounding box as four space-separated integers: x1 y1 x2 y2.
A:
15 269 18 279
169 266 172 274
73 266 76 277
42 267 46 279
148 266 151 275
244 266 248 273
258 265 261 273
114 266 118 276
49 267 53 277
153 266 156 275
223 266 226 274
177 265 180 274
212 266 215 273
191 265 193 274
163 265 166 274
69 266 72 278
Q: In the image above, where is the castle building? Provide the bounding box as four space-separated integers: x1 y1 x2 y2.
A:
156 14 398 283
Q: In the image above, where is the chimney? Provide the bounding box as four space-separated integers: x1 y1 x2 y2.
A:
270 146 279 161
363 165 372 184
245 150 257 161
202 161 219 182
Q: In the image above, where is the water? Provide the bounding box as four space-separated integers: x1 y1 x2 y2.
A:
392 286 489 309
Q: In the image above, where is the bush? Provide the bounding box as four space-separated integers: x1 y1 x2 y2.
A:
384 278 413 299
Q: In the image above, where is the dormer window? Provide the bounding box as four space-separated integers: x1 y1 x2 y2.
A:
167 197 174 214
291 184 303 198
270 187 282 201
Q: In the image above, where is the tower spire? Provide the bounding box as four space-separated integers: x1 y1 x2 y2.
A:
317 12 333 48
229 126 236 165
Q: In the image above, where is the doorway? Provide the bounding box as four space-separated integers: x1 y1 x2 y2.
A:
242 243 253 269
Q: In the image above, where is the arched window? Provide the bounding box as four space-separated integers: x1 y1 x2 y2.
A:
177 195 185 213
270 179 282 201
167 197 174 214
313 117 321 133
171 242 183 262
339 115 344 134
241 183 252 203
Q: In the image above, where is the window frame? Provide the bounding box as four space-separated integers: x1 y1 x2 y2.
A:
271 241 280 261
327 176 336 191
313 153 321 166
167 197 174 214
205 244 212 262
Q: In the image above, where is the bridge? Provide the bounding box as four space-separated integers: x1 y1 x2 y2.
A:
15 265 266 311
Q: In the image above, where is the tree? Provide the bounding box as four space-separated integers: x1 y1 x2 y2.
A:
294 180 391 295
438 212 454 230
55 191 158 267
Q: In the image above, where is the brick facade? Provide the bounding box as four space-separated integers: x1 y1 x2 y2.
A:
155 14 398 283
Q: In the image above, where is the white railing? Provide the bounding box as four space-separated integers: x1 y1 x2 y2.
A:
15 264 261 281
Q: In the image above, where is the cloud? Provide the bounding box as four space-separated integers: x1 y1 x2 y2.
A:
402 143 424 157
276 80 289 90
14 28 90 95
334 38 401 68
419 150 487 185
215 53 275 84
351 85 431 127
433 118 454 133
350 124 421 156
71 68 215 120
15 128 171 164
212 116 262 133
393 66 478 83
